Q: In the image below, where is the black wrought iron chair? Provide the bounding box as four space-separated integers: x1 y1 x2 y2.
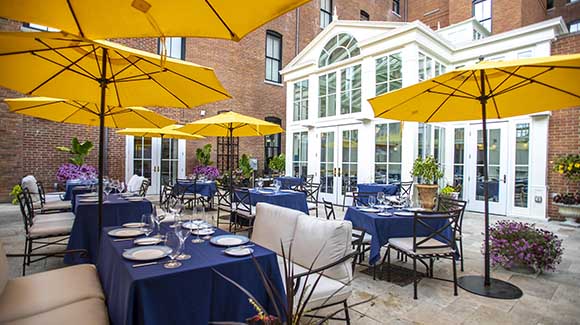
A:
36 181 72 213
17 189 74 275
215 185 232 230
323 199 371 273
305 182 321 218
381 209 461 299
351 191 375 208
436 196 467 271
304 174 314 187
138 178 150 197
231 188 254 235
398 181 413 204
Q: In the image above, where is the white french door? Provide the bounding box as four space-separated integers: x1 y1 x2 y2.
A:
467 122 508 215
318 125 360 204
126 136 186 194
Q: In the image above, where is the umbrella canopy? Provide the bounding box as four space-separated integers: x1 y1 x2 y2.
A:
0 0 311 41
369 54 580 300
116 125 204 140
371 54 580 122
177 111 284 137
0 31 231 107
4 97 175 128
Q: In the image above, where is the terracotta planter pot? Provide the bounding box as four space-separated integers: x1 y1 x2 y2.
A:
416 184 438 209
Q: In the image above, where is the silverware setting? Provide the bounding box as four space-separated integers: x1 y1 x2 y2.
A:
132 261 159 268
114 237 136 242
222 244 255 253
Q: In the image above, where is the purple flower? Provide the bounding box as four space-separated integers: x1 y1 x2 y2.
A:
192 165 220 180
56 163 97 182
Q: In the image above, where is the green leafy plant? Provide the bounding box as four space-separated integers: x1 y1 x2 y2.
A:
195 144 213 166
440 185 455 196
56 137 94 166
411 155 443 185
553 154 580 181
10 184 22 205
239 154 253 179
268 154 285 174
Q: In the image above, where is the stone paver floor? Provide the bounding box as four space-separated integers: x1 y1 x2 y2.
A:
1 200 579 324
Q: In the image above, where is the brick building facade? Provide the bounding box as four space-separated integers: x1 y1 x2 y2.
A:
0 1 400 201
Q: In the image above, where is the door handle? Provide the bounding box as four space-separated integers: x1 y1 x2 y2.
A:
503 174 506 183
333 167 337 177
338 167 342 177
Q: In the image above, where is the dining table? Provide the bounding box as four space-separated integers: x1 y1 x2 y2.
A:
96 225 285 325
64 193 153 264
274 176 304 189
70 185 93 207
246 188 309 214
174 180 218 198
63 179 97 200
344 206 453 265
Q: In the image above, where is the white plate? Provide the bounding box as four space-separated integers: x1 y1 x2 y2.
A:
405 207 430 212
224 247 254 257
191 228 215 236
122 246 172 261
134 237 163 246
79 198 98 203
210 235 249 247
126 197 144 202
107 228 144 238
394 211 415 217
377 212 392 217
182 221 209 230
123 222 145 228
359 208 381 213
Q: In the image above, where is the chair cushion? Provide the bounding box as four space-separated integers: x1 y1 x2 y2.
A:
388 237 455 256
28 219 73 239
251 203 301 256
276 256 351 310
0 264 105 323
307 202 317 210
21 175 40 202
41 200 72 211
126 175 139 192
0 242 8 297
5 298 109 325
292 215 353 283
33 212 75 224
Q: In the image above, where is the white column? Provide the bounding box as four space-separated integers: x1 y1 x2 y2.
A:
400 43 420 183
529 114 549 219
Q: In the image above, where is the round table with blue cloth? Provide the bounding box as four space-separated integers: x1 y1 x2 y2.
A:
357 183 400 195
274 176 304 189
174 180 217 197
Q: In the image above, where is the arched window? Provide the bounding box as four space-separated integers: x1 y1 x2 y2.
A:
318 33 360 67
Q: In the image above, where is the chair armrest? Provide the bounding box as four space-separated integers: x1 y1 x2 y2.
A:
6 249 88 259
291 251 357 280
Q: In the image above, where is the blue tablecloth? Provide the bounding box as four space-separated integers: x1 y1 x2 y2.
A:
357 183 399 195
344 207 452 265
175 180 217 197
97 226 285 325
64 179 96 200
247 189 308 214
70 186 92 207
65 194 152 264
274 176 303 190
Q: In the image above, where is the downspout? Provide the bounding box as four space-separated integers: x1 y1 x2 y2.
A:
295 7 300 56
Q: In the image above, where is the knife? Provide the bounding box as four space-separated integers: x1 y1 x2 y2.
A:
132 261 159 268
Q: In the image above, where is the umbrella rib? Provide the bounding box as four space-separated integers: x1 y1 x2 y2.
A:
488 66 522 95
425 70 475 122
205 0 238 40
36 39 99 80
492 67 580 100
109 56 145 79
0 43 93 57
490 67 552 96
525 64 580 70
113 51 190 107
31 52 96 81
431 80 478 99
106 52 123 107
8 100 64 113
136 55 232 99
425 90 476 100
484 72 501 119
65 0 85 38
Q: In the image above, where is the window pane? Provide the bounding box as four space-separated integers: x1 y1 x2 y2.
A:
375 124 388 163
454 128 464 164
515 166 528 208
389 123 401 162
388 163 401 183
143 137 152 159
375 164 387 184
515 123 529 165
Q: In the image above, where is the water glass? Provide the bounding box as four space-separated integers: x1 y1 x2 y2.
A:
191 205 205 244
274 180 281 193
153 209 166 238
377 192 385 206
140 213 153 237
368 195 376 209
257 178 264 189
103 182 112 202
174 223 191 260
163 232 182 269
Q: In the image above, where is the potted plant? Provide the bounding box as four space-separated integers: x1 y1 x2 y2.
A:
441 184 460 200
411 156 443 209
488 220 563 273
55 137 96 183
268 154 285 176
552 154 580 224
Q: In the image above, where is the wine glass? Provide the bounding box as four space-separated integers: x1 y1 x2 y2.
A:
153 210 166 238
169 201 184 228
103 182 112 202
274 179 281 193
368 195 376 209
174 222 191 260
201 209 215 240
191 205 205 244
257 178 264 190
140 213 153 237
163 232 182 269
377 192 385 209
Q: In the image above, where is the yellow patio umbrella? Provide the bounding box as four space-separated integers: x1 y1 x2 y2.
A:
117 125 204 199
0 31 231 233
369 54 580 300
4 97 175 128
178 111 284 191
0 0 311 41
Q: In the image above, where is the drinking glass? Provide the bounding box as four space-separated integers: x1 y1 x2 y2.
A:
163 232 182 269
103 182 112 202
274 180 281 193
257 178 264 189
201 209 215 240
377 192 385 206
169 202 184 228
174 222 191 260
368 195 376 209
140 213 153 237
153 209 166 238
191 205 205 244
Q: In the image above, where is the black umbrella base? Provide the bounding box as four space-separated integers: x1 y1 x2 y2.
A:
458 275 523 299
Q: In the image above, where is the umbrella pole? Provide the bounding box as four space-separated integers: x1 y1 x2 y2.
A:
159 135 163 204
457 70 522 299
97 49 108 242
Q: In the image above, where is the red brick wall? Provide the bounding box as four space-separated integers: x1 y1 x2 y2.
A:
546 0 580 27
548 33 580 220
408 0 450 29
449 0 472 26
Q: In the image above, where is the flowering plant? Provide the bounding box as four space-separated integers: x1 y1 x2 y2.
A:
192 165 220 180
487 220 563 273
56 163 97 182
553 154 580 181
